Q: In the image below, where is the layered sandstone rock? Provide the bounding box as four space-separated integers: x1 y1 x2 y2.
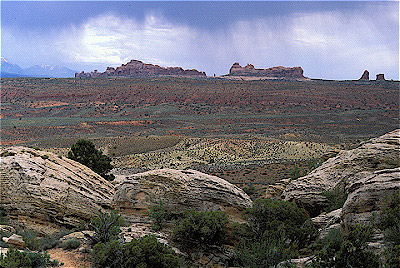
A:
2 234 25 249
228 62 304 78
0 147 115 232
359 70 369 80
282 129 400 228
75 60 206 78
112 168 252 222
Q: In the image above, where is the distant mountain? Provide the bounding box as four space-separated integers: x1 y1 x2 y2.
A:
1 57 77 78
1 57 23 76
23 64 77 78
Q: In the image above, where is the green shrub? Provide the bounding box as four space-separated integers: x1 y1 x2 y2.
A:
0 208 8 225
290 166 302 179
244 198 317 249
67 139 114 181
375 191 400 267
311 225 379 268
234 198 316 267
0 248 59 268
86 210 124 244
321 185 348 213
148 200 172 231
242 185 257 197
234 238 294 268
17 229 64 251
172 210 229 250
92 236 181 268
60 239 81 250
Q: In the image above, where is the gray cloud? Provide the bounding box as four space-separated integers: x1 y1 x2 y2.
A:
2 4 398 79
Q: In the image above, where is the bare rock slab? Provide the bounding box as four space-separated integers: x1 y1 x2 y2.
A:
112 168 252 222
0 146 115 232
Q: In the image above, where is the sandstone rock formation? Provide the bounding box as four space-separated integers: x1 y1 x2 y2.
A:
0 147 115 233
75 60 206 78
2 234 25 249
112 169 252 222
376 73 385 81
282 129 400 228
359 70 369 80
228 62 305 79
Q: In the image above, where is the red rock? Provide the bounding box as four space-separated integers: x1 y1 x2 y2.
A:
228 62 304 79
359 70 369 80
75 60 206 78
376 74 385 81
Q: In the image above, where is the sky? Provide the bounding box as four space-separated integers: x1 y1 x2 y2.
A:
1 1 399 80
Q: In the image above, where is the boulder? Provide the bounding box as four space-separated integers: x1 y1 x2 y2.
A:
0 146 115 232
282 129 399 217
112 169 252 222
2 234 25 249
359 70 369 80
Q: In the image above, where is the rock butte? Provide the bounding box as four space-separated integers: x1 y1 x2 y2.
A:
359 70 370 80
228 62 305 79
376 73 386 81
75 60 206 78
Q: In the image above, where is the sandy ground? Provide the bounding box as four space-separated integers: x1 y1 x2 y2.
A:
48 248 92 268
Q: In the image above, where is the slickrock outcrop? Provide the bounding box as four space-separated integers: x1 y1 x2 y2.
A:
359 70 369 80
376 73 385 81
282 129 400 227
75 60 206 78
2 234 25 249
0 147 115 232
112 169 252 222
228 62 305 78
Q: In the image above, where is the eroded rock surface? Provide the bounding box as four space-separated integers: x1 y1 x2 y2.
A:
0 147 115 232
282 129 399 217
112 168 252 222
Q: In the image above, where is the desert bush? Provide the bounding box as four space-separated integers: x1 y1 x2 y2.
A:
234 198 316 267
244 198 317 249
148 200 172 231
242 185 257 198
0 208 8 225
311 225 379 268
0 247 59 268
17 229 67 251
321 185 348 213
234 238 294 268
92 235 180 268
375 191 400 267
86 210 124 244
67 139 114 181
172 210 229 250
59 239 81 250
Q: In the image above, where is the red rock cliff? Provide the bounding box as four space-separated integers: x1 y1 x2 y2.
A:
76 60 206 78
228 62 304 78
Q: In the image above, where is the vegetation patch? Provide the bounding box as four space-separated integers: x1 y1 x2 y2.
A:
67 139 114 181
322 184 348 213
0 248 59 268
